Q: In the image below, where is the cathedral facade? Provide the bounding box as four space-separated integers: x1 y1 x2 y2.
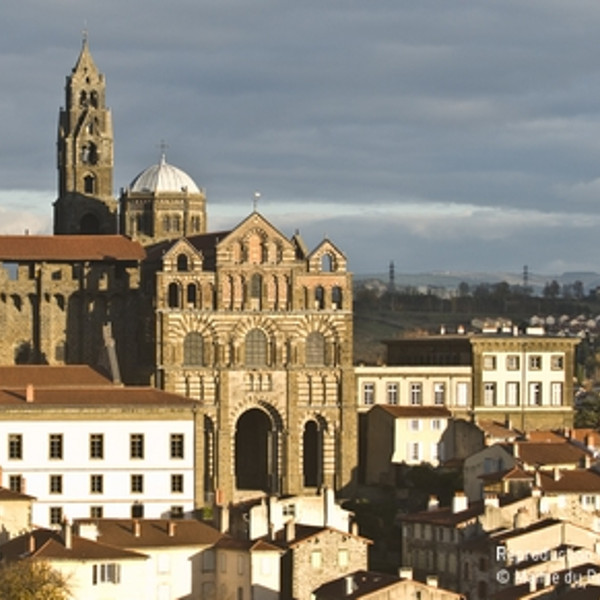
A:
0 40 357 506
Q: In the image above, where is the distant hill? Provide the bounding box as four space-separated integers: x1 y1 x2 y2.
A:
354 271 600 295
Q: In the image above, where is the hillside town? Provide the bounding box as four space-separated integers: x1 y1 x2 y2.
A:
2 40 600 600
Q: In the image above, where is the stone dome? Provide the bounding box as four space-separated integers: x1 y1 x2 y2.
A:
129 155 201 194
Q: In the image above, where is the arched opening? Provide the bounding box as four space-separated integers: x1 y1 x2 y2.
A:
168 283 180 308
235 409 274 492
332 286 342 309
303 421 322 488
183 332 203 366
321 254 334 272
80 213 100 234
245 328 268 367
83 174 96 194
306 332 325 366
315 286 325 310
177 254 189 271
187 283 197 307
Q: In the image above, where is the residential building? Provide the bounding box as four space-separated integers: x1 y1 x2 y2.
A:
313 569 465 600
0 486 35 543
0 367 197 526
364 405 451 484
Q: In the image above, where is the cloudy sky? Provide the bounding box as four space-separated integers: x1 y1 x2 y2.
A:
2 1 600 276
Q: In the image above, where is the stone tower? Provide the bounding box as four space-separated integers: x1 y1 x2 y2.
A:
54 38 117 234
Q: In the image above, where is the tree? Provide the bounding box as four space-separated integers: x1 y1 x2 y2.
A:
543 280 560 300
0 560 70 600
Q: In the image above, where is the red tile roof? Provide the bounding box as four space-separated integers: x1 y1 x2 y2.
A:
537 469 600 493
375 405 452 418
516 442 590 467
0 365 112 387
75 518 222 548
0 387 194 407
0 528 147 562
0 235 145 261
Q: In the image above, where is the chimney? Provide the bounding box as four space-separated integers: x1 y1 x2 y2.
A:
398 566 413 580
457 324 465 335
345 575 354 596
285 519 296 543
62 518 72 549
513 443 519 459
167 521 176 537
484 493 499 509
133 519 141 537
427 495 440 511
219 505 230 534
324 486 335 527
452 491 468 514
504 415 512 430
28 533 35 554
553 467 561 482
25 384 34 403
426 575 439 588
351 521 359 536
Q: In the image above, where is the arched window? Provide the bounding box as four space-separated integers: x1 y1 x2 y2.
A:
168 282 180 308
250 274 262 298
332 286 342 309
84 174 95 194
90 90 99 108
187 283 197 307
163 216 171 233
245 329 267 367
315 286 325 309
321 254 333 272
79 91 87 107
306 332 325 366
177 254 188 272
184 332 204 366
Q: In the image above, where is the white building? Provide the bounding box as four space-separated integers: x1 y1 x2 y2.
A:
0 366 198 527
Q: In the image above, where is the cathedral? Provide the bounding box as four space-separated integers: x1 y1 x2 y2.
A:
0 40 357 506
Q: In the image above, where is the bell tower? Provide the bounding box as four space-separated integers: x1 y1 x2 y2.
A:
54 37 117 234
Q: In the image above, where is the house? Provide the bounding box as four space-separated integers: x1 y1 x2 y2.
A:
0 366 197 526
313 569 465 600
0 486 35 543
0 522 149 599
74 517 223 600
364 405 451 484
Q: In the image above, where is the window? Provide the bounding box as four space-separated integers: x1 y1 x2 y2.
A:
484 382 496 406
506 382 520 406
306 332 326 366
49 434 63 459
529 355 542 370
551 355 564 370
170 434 184 459
338 549 349 568
483 355 496 370
130 434 144 459
363 382 375 405
49 475 62 494
203 549 216 572
456 382 469 407
8 434 22 459
9 475 22 493
529 382 542 406
84 174 95 194
387 383 398 405
409 419 421 431
434 383 445 405
171 506 184 519
131 503 144 518
183 332 204 366
408 442 421 462
92 563 121 585
91 474 103 494
176 254 188 272
171 474 184 493
90 434 104 459
506 355 520 370
245 329 267 366
311 550 322 569
90 506 103 518
431 419 442 431
131 474 144 494
237 555 245 575
410 383 422 405
551 382 563 406
50 506 63 526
